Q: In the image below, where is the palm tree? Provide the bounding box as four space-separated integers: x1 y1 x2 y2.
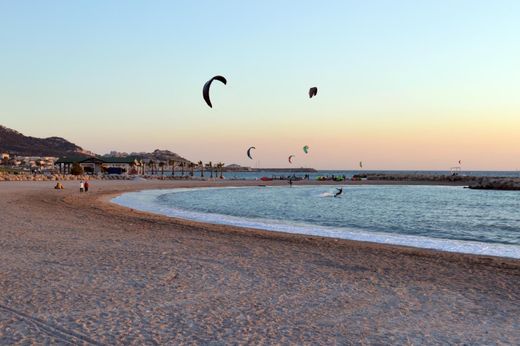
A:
169 159 176 176
180 161 185 176
206 161 213 178
147 160 155 175
198 160 204 177
189 162 195 177
158 161 165 175
214 162 220 178
217 162 225 179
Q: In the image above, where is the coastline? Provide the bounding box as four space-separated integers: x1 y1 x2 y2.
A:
1 180 519 344
111 185 520 259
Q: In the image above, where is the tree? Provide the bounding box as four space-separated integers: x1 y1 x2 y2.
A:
217 162 225 179
169 160 176 176
189 162 195 177
158 161 165 175
71 162 84 175
206 162 213 178
180 161 185 176
198 160 204 177
147 160 155 175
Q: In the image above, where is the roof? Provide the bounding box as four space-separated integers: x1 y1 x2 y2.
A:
102 157 140 164
55 156 139 165
55 156 101 164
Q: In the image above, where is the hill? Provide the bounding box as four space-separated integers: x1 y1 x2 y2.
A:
102 149 192 164
0 125 93 157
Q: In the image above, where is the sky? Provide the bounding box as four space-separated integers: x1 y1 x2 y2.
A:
1 1 519 170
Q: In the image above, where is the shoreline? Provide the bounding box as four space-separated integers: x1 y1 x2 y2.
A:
1 180 519 344
92 180 516 267
110 185 520 260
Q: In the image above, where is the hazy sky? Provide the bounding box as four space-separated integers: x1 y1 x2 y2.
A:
1 1 519 169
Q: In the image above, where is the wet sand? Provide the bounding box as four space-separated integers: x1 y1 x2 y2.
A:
0 179 519 344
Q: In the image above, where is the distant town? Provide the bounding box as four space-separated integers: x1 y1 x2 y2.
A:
1 150 232 177
0 125 316 178
0 150 316 178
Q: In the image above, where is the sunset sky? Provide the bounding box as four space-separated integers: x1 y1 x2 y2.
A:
1 1 519 170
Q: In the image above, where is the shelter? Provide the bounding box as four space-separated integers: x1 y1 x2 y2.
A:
55 156 141 175
101 157 141 175
55 156 105 174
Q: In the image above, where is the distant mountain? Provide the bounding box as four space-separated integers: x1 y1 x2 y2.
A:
0 125 93 157
102 149 192 163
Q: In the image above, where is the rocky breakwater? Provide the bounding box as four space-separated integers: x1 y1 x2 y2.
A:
0 173 130 182
0 173 206 182
468 177 520 191
353 173 520 190
353 173 480 183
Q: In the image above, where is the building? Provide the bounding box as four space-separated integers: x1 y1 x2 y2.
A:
101 157 142 175
225 164 252 171
55 156 141 175
17 156 58 170
55 156 104 174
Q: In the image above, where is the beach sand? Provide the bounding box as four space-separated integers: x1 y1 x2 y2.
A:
0 179 519 344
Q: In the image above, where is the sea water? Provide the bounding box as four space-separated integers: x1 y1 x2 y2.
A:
112 185 520 258
168 169 520 180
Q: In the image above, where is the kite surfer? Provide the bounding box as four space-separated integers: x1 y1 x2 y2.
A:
334 188 343 197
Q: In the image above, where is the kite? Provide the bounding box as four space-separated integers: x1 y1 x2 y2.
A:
203 75 227 108
309 87 318 98
247 146 256 160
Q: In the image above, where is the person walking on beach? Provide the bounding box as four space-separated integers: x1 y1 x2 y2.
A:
80 180 85 193
84 180 89 192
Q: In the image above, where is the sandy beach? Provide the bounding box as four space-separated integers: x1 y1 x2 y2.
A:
1 179 519 344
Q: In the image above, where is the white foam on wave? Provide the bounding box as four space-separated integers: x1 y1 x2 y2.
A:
112 188 520 259
318 192 335 197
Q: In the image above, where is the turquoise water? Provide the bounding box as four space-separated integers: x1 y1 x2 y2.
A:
113 185 520 258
